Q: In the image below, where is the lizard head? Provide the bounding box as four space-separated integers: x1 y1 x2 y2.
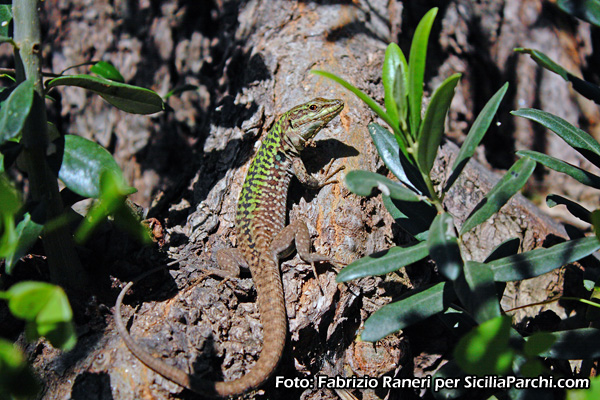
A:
283 98 344 152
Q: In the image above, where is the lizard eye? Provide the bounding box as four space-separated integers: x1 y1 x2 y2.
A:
309 104 318 111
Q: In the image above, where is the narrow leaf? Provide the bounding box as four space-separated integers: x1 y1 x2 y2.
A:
46 75 164 114
408 8 438 138
517 150 600 189
514 48 569 80
428 212 462 281
362 282 455 342
368 123 422 193
555 0 600 27
547 194 591 223
416 73 461 173
336 241 428 282
0 79 34 144
512 108 600 168
455 261 500 323
517 47 600 103
165 84 199 99
484 237 521 263
345 170 421 201
446 83 508 192
382 43 407 128
59 134 132 199
460 156 536 234
382 195 435 241
592 210 600 242
489 236 600 282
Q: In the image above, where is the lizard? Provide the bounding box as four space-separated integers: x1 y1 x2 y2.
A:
114 97 345 397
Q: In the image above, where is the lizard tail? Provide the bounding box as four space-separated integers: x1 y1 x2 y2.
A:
114 264 287 398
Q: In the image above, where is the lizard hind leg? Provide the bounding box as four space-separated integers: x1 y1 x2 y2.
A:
213 247 249 279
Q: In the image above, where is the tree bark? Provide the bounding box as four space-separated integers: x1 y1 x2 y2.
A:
26 0 597 399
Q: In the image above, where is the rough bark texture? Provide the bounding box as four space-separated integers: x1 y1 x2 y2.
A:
3 0 598 399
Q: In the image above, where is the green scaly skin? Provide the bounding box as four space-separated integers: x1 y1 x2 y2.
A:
115 98 344 397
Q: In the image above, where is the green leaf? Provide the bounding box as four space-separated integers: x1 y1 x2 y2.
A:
519 359 545 378
311 69 409 153
4 281 55 320
567 376 600 400
446 83 508 192
455 261 500 323
488 236 600 282
46 75 164 114
512 108 600 168
428 212 462 281
362 282 455 342
514 48 569 80
336 241 428 282
382 43 408 129
0 79 34 144
382 195 435 241
416 73 460 173
0 175 20 260
538 327 600 359
454 315 515 375
484 237 521 263
408 8 438 138
460 156 536 234
3 281 76 351
74 170 146 244
4 212 43 274
546 194 591 223
516 48 600 104
0 213 17 261
592 210 600 242
164 83 199 99
0 174 20 218
59 134 133 199
555 0 600 27
368 123 423 193
34 286 76 350
0 338 40 398
345 170 421 201
523 332 556 357
111 198 152 245
0 5 12 37
517 150 600 189
90 61 125 83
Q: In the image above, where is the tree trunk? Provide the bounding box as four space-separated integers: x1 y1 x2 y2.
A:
26 0 597 399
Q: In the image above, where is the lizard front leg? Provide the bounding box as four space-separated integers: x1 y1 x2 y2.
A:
291 156 344 189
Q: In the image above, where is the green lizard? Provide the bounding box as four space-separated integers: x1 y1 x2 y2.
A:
114 97 345 397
